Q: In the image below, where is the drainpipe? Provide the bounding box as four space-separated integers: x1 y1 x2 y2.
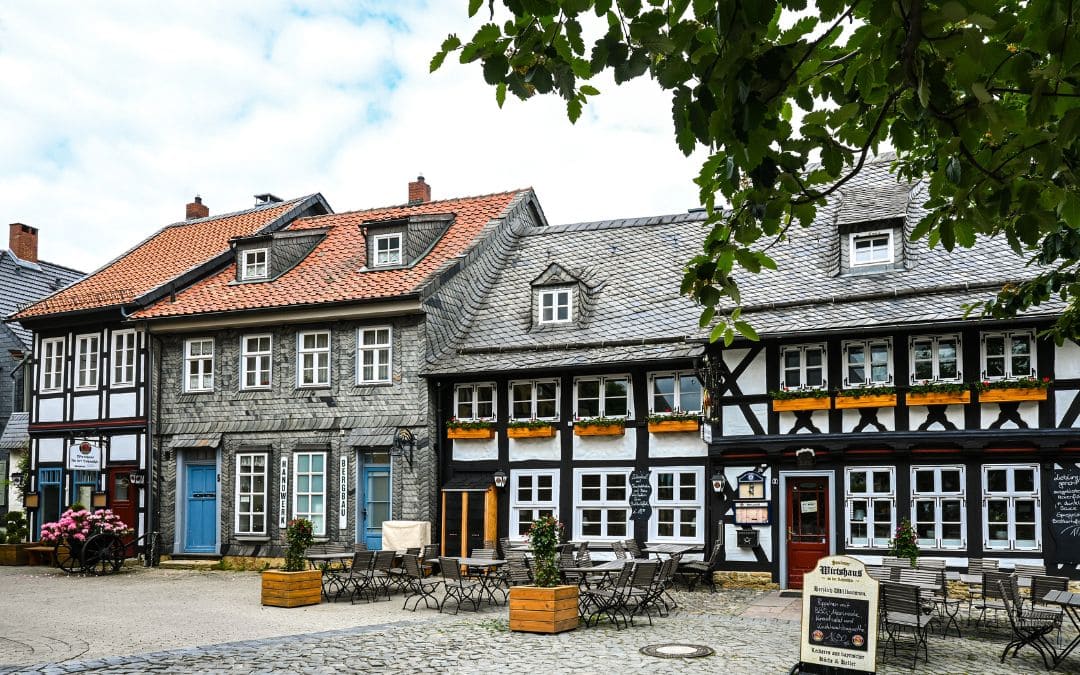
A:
148 328 163 566
434 380 443 546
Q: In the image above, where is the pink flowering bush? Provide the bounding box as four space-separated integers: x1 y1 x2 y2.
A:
39 508 131 546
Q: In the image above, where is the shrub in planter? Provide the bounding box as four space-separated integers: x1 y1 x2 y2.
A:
0 511 30 565
889 519 919 567
262 518 321 608
509 514 578 633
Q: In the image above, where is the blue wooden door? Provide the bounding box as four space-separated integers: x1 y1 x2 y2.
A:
361 466 390 550
185 464 217 553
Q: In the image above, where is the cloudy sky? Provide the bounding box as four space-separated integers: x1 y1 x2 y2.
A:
0 1 704 273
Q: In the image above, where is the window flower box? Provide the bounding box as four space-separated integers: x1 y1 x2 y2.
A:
906 391 971 406
647 418 701 433
834 391 897 409
772 397 832 412
507 423 557 438
977 377 1050 403
573 418 625 436
447 426 496 440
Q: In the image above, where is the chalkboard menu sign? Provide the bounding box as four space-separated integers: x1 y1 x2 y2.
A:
800 555 878 673
1051 465 1080 563
629 469 652 521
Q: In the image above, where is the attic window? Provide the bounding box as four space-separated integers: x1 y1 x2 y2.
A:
241 249 268 280
373 233 402 267
850 230 893 266
539 288 572 324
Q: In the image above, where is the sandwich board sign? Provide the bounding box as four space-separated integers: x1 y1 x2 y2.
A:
799 555 878 674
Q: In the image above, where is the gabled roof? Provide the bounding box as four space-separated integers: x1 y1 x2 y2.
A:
11 195 329 321
132 190 530 319
0 411 28 449
0 252 84 346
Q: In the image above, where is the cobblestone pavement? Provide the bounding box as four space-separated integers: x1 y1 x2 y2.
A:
0 566 1071 674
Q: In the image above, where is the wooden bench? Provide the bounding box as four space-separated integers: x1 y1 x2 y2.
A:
25 545 56 566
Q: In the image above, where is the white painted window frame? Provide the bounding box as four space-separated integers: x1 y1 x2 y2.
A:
573 467 632 541
841 338 894 389
538 287 573 324
910 465 966 550
648 371 704 415
649 466 705 544
453 382 496 421
235 453 269 536
111 330 137 387
508 379 560 421
982 463 1041 551
372 233 402 267
240 334 272 390
980 330 1037 381
297 330 331 388
357 326 392 384
573 374 633 419
509 469 559 540
293 451 327 537
74 334 100 390
40 336 65 393
849 229 893 267
240 248 269 280
779 344 828 391
184 338 214 393
909 334 962 383
844 466 896 549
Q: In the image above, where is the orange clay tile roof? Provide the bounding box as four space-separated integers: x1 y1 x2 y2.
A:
13 198 311 320
131 190 526 319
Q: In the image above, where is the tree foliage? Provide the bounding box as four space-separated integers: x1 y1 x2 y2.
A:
433 0 1080 343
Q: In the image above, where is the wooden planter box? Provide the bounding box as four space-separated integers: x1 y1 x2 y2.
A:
261 569 322 608
0 543 28 566
573 424 625 437
507 425 557 439
647 419 700 433
446 427 496 440
907 391 971 406
772 397 831 412
509 585 580 634
834 394 897 409
980 388 1048 403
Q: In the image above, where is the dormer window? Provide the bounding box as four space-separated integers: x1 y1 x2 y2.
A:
241 248 268 280
850 230 893 266
373 233 402 267
539 287 572 324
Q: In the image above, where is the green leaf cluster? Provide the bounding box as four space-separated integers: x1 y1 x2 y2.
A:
976 376 1051 391
645 409 701 423
769 387 830 400
907 380 970 395
506 418 557 429
283 518 315 572
575 415 627 428
837 385 896 398
446 418 497 430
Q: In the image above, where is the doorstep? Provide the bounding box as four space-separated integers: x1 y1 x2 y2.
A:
739 591 802 621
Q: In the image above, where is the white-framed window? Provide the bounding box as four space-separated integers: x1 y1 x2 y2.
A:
235 453 268 536
454 382 496 420
911 465 965 549
849 230 893 266
297 330 331 388
509 379 559 420
845 467 896 549
40 337 65 393
184 338 214 393
510 470 558 539
574 375 632 418
538 287 572 324
111 330 136 387
574 468 631 540
241 248 269 280
357 327 391 384
293 451 326 536
240 334 272 390
650 467 704 543
373 233 402 267
780 344 827 390
910 334 962 382
649 371 703 414
983 463 1040 551
842 339 893 388
75 334 100 390
981 330 1036 380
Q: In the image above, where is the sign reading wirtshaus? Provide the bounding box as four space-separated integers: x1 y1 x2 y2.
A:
799 555 879 673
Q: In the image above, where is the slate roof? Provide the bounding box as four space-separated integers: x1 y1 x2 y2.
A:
12 196 325 320
0 252 84 347
132 190 529 319
0 412 28 449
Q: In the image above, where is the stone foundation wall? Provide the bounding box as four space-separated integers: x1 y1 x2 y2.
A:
714 570 779 590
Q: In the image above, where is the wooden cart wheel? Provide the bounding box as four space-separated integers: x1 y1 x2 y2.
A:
54 543 80 573
82 533 124 575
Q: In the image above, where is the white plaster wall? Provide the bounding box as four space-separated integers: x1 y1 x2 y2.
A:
508 432 561 461
38 438 64 463
109 392 137 418
908 405 965 431
841 408 895 433
724 349 767 395
572 430 635 460
72 394 98 421
451 437 498 461
1056 340 1080 379
980 402 1039 429
1057 390 1079 427
648 431 707 458
111 434 138 462
779 410 828 434
37 398 63 423
722 465 773 563
722 403 767 436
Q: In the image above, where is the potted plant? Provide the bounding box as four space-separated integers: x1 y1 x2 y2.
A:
977 376 1050 403
507 418 557 438
573 416 625 436
39 506 132 570
0 511 29 565
646 410 701 433
509 515 578 633
834 385 897 409
906 380 971 405
889 518 919 567
770 387 831 412
446 417 496 440
261 518 321 607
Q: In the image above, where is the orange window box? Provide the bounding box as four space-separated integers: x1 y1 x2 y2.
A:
979 388 1048 403
906 391 971 406
447 427 496 440
772 397 831 412
647 419 700 433
507 425 557 438
573 424 625 437
834 394 897 409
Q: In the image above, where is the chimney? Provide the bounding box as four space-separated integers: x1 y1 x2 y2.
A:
408 175 431 204
186 195 209 220
8 223 38 263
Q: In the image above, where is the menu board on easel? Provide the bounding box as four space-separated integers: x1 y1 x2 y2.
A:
799 555 878 673
1050 464 1080 563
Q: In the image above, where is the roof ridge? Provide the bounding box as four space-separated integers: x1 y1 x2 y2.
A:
535 211 708 234
159 194 312 230
298 188 530 223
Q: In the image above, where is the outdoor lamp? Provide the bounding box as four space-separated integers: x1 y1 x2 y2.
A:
390 428 415 467
710 471 725 493
493 469 507 489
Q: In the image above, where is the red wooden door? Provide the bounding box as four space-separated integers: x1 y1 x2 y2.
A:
786 477 829 589
108 468 137 548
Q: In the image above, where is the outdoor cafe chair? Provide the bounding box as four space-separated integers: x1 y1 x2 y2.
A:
401 553 442 611
505 552 533 586
439 556 483 614
580 564 635 629
965 558 998 616
322 549 370 602
999 576 1059 670
655 554 680 616
344 550 376 604
1014 563 1047 579
369 550 398 601
676 539 722 592
880 581 933 668
625 561 661 626
420 544 440 576
974 571 1013 627
1030 574 1068 646
623 538 647 560
611 540 629 560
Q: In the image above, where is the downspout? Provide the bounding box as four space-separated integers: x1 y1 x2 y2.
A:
434 380 443 546
149 328 163 566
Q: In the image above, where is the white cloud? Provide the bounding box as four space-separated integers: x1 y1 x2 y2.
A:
0 1 704 272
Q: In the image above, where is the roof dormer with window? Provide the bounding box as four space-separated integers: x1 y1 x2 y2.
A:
529 262 599 329
232 228 327 284
360 213 455 270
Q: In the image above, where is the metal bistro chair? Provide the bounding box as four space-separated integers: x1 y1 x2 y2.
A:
580 563 635 629
974 571 1013 628
439 556 483 614
623 538 647 560
611 540 629 560
401 553 441 612
1030 575 1068 646
323 549 371 602
505 551 533 586
999 576 1059 671
369 550 398 601
344 550 376 603
965 558 999 617
655 553 681 616
420 544 440 576
880 581 933 668
625 561 661 626
676 539 722 592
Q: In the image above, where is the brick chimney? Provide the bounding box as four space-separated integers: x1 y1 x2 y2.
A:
186 195 209 220
9 223 38 263
408 175 431 205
